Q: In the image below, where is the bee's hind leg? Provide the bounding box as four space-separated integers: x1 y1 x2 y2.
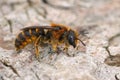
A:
34 36 42 61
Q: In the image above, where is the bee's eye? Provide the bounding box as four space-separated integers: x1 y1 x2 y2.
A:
67 30 76 48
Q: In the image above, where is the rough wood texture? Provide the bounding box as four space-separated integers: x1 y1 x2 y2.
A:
0 0 120 80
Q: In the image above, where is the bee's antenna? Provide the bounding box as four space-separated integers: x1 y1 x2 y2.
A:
76 38 86 46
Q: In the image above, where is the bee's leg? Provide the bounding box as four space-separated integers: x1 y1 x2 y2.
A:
64 43 74 57
64 44 69 56
56 47 62 54
48 48 54 60
49 42 61 52
48 41 59 60
52 44 57 52
48 47 53 54
64 47 68 53
65 47 73 57
49 40 58 53
34 36 41 60
63 41 68 52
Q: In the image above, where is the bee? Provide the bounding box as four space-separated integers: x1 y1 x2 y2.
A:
14 23 85 59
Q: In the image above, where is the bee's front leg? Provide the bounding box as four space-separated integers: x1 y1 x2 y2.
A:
64 43 70 56
64 43 74 57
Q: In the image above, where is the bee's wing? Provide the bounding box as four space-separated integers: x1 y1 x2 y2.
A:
21 26 53 31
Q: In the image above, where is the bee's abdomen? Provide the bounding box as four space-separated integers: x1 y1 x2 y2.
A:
15 28 45 51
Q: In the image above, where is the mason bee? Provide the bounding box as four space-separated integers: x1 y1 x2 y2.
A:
15 23 85 59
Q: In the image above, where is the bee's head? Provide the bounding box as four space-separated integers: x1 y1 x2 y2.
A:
67 30 77 48
67 30 86 48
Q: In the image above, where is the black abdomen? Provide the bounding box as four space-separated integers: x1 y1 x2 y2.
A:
15 27 45 51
